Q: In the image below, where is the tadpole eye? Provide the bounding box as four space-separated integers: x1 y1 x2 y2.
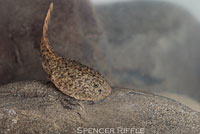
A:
98 89 102 93
94 84 98 88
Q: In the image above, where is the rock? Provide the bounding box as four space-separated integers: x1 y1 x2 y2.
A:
0 0 107 85
0 81 200 133
159 92 200 112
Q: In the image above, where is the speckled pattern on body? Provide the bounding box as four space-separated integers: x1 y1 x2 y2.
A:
40 3 112 101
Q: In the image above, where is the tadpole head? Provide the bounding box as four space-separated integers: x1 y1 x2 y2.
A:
92 79 112 100
70 74 112 101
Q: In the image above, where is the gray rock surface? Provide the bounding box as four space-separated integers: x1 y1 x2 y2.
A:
0 0 107 85
0 81 199 133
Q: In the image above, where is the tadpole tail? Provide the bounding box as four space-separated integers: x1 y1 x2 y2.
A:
43 3 53 37
40 2 55 55
40 3 60 75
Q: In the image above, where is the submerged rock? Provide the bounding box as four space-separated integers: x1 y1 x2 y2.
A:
0 81 199 133
0 0 104 85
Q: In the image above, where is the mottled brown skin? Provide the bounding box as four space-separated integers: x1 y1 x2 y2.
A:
40 3 112 101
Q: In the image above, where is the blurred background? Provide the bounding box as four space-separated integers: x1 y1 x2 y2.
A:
91 0 200 111
92 0 200 23
0 0 199 111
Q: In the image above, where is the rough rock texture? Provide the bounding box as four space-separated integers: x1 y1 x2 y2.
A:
0 0 107 85
159 92 200 112
0 81 200 133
